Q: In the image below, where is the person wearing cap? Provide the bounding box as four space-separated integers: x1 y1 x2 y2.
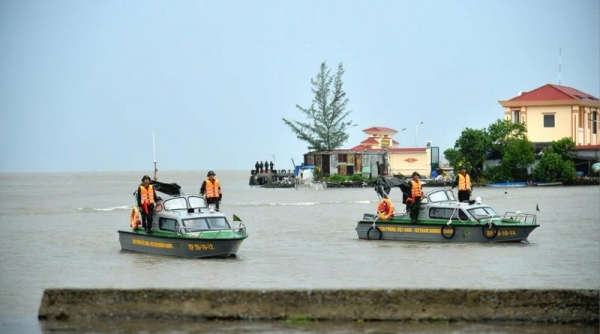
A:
137 175 157 233
406 171 424 223
452 166 472 202
200 171 222 211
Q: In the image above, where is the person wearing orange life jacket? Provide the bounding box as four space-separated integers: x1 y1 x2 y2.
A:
137 175 157 233
406 171 424 223
452 166 472 202
200 171 222 211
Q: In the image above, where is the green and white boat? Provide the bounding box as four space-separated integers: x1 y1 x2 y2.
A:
356 176 539 243
119 181 248 258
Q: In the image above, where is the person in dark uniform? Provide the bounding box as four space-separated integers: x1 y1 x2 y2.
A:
137 175 157 233
255 161 260 174
200 171 222 211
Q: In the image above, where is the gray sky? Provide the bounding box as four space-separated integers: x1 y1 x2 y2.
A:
1 0 598 173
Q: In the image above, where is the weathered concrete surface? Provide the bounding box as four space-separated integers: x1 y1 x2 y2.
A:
38 289 599 324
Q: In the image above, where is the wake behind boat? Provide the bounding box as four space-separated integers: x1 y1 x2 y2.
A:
119 180 248 258
356 176 539 243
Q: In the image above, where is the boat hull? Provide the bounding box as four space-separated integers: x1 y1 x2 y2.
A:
118 230 247 258
356 220 538 243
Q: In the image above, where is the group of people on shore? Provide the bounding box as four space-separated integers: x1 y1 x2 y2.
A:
254 160 274 174
135 171 223 233
402 166 472 223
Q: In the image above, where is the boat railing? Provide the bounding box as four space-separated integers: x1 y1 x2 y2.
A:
178 224 248 239
502 211 537 224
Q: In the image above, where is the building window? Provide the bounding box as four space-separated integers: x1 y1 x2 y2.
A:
543 114 555 128
511 110 521 123
338 154 347 163
593 111 598 135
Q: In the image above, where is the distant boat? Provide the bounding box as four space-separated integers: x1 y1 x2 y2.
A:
531 181 563 186
487 181 527 188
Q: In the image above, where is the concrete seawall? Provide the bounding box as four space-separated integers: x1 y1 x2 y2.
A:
38 289 599 324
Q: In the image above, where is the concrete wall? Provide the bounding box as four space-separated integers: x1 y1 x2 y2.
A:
38 289 598 324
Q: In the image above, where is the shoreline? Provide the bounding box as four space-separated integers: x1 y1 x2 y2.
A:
39 289 598 324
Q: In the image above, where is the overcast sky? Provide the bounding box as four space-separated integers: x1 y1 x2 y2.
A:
1 0 598 173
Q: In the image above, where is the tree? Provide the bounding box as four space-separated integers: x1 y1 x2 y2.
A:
443 119 535 182
444 128 489 174
283 62 354 151
533 137 576 182
533 152 576 182
543 137 576 160
487 119 528 157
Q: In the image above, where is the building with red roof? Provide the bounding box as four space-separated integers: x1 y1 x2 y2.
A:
499 84 599 147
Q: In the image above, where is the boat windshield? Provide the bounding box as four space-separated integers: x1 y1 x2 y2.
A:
467 206 500 220
163 197 188 210
183 217 231 231
427 189 457 203
188 196 207 208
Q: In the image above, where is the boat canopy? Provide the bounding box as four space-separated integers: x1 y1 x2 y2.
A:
150 180 182 196
375 176 410 199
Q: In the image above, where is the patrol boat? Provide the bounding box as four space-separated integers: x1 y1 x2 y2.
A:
356 176 539 242
118 180 248 258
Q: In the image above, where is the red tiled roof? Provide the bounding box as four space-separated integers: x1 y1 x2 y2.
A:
362 127 398 135
509 84 599 102
360 137 379 145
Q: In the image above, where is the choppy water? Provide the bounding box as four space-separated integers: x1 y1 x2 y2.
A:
1 170 599 333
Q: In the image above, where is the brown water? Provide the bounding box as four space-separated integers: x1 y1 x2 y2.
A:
1 171 599 333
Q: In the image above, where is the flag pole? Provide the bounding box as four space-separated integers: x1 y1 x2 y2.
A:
153 132 158 180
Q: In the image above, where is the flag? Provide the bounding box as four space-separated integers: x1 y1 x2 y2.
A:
233 214 242 222
536 204 540 212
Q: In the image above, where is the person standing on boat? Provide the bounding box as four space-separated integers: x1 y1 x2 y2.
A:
254 161 260 175
200 171 222 211
452 166 472 202
137 175 157 233
407 171 423 223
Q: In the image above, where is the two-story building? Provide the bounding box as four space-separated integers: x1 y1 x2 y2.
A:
499 84 600 173
303 127 437 178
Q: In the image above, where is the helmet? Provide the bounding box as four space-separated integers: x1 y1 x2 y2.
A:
207 171 216 177
141 175 151 182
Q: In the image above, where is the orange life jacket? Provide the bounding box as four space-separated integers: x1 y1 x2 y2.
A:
205 179 221 199
458 173 471 191
411 180 422 198
139 185 155 204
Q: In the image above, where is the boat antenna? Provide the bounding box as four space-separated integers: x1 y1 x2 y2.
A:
153 132 158 180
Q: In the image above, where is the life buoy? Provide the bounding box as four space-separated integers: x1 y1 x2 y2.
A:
441 224 455 239
482 223 498 239
367 226 383 240
377 198 394 220
130 206 141 230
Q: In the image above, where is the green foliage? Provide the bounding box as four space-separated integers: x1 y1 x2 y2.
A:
533 152 576 182
445 119 535 181
348 173 365 182
487 119 528 156
444 127 489 172
327 174 346 183
312 167 323 181
501 138 535 170
282 62 355 151
544 137 576 160
483 165 512 183
325 173 367 183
